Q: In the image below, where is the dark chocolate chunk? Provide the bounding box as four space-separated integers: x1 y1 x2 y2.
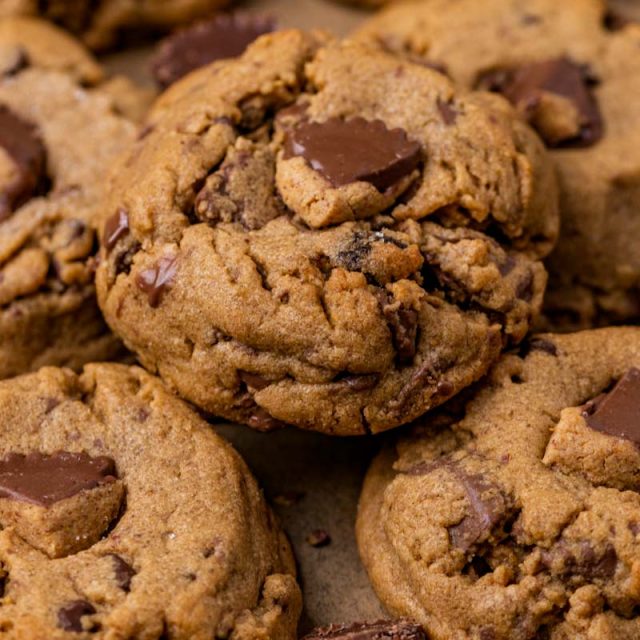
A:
109 554 136 592
151 13 276 88
542 541 618 580
302 619 426 639
284 117 422 191
0 452 116 507
0 105 47 220
57 600 96 632
238 370 270 391
382 301 419 364
306 529 331 548
477 58 603 147
136 256 178 308
519 337 558 358
247 407 285 432
103 208 129 252
583 368 640 445
436 97 458 125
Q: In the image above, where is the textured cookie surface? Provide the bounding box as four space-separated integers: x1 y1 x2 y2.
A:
356 0 640 329
0 0 234 49
0 363 300 639
97 29 558 436
358 327 640 640
0 18 141 379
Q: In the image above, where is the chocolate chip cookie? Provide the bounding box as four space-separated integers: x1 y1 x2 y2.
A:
356 0 640 329
0 0 235 50
0 362 301 638
0 17 139 378
358 327 640 639
97 29 559 436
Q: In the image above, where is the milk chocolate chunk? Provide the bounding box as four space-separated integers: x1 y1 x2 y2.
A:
0 105 47 220
583 368 640 445
284 118 421 191
136 256 178 308
0 452 116 507
103 208 129 252
302 619 427 639
151 13 276 88
57 600 96 632
478 58 603 147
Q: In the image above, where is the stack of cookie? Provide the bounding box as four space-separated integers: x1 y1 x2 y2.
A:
0 0 637 638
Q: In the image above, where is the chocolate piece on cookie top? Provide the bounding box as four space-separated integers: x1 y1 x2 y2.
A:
583 367 640 444
151 13 276 88
284 117 422 191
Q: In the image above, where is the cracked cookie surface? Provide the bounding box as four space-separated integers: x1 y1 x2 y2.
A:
356 0 640 329
0 18 142 379
358 327 640 640
0 0 234 50
0 363 300 639
96 30 558 436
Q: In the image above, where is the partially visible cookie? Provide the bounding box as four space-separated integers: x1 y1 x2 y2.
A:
0 18 139 379
358 327 640 640
97 30 559 436
0 0 235 50
356 0 640 329
0 363 301 638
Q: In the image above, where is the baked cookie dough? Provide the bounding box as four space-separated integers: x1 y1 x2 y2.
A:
0 363 301 638
97 29 559 436
358 327 640 640
0 0 234 50
356 0 640 329
609 0 640 23
0 17 139 379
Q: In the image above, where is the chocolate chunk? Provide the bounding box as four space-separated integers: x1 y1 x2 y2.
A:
284 117 422 191
603 11 631 32
151 13 276 87
542 541 618 579
477 58 603 147
448 470 507 552
0 105 47 220
109 554 136 592
302 619 426 640
436 97 457 125
103 208 129 252
519 338 558 357
238 370 270 391
583 368 640 445
306 529 331 547
136 256 178 308
0 452 116 507
382 300 419 364
247 407 285 432
57 600 96 632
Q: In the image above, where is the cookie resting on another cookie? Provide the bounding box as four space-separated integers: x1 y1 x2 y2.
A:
0 18 142 379
0 363 301 638
358 327 640 640
356 0 640 329
97 29 559 436
0 0 235 50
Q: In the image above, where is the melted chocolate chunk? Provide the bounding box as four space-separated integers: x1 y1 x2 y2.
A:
382 301 419 364
477 58 603 147
0 105 47 220
583 368 640 445
0 452 116 507
103 208 129 252
542 541 618 580
57 600 96 632
302 619 426 639
239 370 270 391
151 13 276 87
109 554 136 592
136 256 178 307
519 337 558 358
247 407 285 431
436 97 458 125
284 117 422 191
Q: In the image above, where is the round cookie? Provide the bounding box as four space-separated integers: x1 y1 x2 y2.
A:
356 0 640 329
358 327 640 640
0 363 301 638
0 0 235 50
0 18 139 379
97 29 559 436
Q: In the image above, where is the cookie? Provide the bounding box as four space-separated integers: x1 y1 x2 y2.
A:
0 362 301 638
356 0 640 329
302 619 427 639
0 18 139 379
151 12 276 89
0 0 235 50
358 327 640 640
96 29 559 436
